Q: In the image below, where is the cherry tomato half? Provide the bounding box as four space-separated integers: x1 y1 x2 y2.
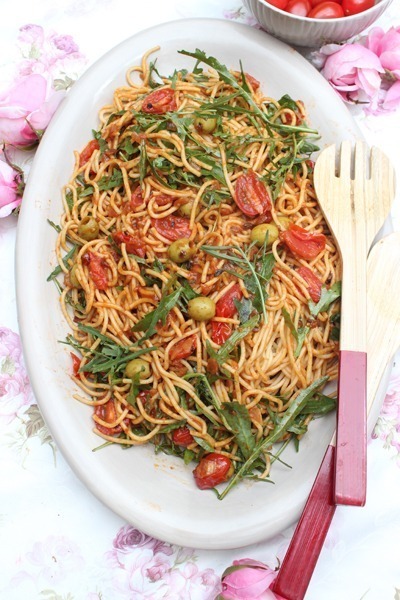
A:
93 400 123 435
193 453 234 490
280 224 326 260
308 1 344 17
172 426 195 447
215 284 243 318
121 187 145 214
112 231 147 258
234 170 272 218
296 266 322 303
210 322 232 345
151 215 192 241
142 88 177 114
79 139 99 167
286 0 311 16
82 251 109 290
170 335 197 362
310 0 341 6
342 0 373 15
263 0 288 10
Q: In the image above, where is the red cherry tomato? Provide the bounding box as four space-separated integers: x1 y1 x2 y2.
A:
342 0 373 15
286 0 311 16
82 251 109 290
93 400 123 435
310 0 341 6
215 284 243 318
112 231 147 258
210 322 232 345
308 1 344 17
151 215 192 241
70 352 82 377
172 426 194 447
121 187 145 214
79 139 99 167
244 73 261 91
280 224 326 260
193 453 234 490
264 0 289 9
234 170 272 218
142 88 177 114
296 266 322 303
169 335 197 362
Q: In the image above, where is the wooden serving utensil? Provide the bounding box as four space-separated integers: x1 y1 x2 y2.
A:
272 231 400 600
312 141 394 506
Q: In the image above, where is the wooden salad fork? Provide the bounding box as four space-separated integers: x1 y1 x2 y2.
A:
312 141 394 506
272 231 400 600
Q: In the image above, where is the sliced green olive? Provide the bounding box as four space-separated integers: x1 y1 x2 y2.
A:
250 223 279 247
125 358 151 380
69 264 82 289
194 116 217 134
187 296 216 321
167 238 195 264
78 216 99 241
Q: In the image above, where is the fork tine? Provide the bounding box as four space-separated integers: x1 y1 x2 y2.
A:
339 140 352 180
354 141 367 181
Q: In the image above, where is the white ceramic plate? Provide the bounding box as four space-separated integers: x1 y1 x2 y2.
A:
16 18 367 550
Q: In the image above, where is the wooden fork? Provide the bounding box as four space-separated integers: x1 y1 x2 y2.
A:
312 141 394 506
272 231 400 600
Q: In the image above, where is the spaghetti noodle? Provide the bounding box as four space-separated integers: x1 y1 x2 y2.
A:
53 47 341 497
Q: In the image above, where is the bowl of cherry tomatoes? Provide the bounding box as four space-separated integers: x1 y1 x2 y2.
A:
243 0 393 47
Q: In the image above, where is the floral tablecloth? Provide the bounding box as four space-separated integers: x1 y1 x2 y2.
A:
1 1 400 599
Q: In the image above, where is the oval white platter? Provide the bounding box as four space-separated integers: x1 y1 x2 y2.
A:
16 18 366 549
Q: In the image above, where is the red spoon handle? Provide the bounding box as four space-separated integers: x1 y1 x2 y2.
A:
335 350 367 506
272 444 336 600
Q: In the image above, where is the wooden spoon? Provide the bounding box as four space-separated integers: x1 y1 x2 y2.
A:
272 231 400 600
312 141 394 506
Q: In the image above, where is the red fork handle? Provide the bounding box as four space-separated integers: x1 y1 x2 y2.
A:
334 350 367 506
271 444 336 600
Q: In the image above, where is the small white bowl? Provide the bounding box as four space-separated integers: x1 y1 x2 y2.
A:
244 0 394 47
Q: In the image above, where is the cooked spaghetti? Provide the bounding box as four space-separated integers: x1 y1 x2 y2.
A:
53 47 341 497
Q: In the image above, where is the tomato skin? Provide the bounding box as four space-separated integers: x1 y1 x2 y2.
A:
210 321 232 345
170 335 197 362
172 426 195 447
112 231 147 258
244 73 261 90
79 139 99 167
234 170 272 218
308 1 344 16
297 266 322 303
280 224 326 260
286 0 311 16
342 0 373 15
94 400 123 435
210 284 243 345
264 0 289 8
310 0 341 6
151 215 192 241
142 88 177 114
193 453 234 490
70 352 81 377
82 251 109 290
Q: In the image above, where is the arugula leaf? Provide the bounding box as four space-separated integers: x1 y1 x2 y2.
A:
234 297 254 323
92 129 108 155
309 282 341 317
214 315 259 365
193 436 215 453
97 168 123 191
220 401 256 458
47 245 76 282
300 393 336 415
217 376 329 499
132 286 183 341
126 372 142 406
282 307 309 359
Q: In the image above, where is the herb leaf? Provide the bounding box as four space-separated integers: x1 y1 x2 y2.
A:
220 401 256 458
309 282 341 317
282 308 310 358
132 286 183 342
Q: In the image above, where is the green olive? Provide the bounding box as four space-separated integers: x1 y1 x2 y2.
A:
194 116 218 134
69 264 82 289
250 223 279 247
167 238 195 264
277 215 291 230
187 296 216 321
179 201 195 218
125 358 151 380
78 216 99 241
